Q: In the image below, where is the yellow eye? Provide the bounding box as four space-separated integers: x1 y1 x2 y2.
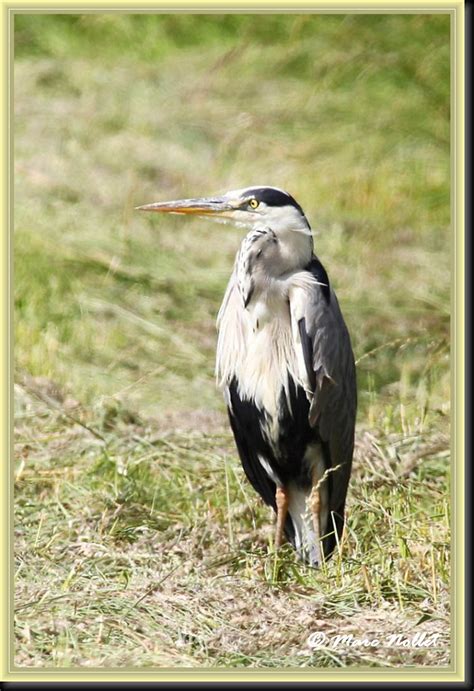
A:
249 198 259 209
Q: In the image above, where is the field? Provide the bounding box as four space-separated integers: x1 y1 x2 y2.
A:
13 14 451 670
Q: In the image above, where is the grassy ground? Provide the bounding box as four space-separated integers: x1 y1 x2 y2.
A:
13 14 451 669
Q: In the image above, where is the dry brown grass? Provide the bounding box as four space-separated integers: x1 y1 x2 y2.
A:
14 378 450 669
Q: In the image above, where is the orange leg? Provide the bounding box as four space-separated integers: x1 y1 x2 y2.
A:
275 486 289 550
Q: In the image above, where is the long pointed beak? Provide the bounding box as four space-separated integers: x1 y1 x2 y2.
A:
135 196 235 216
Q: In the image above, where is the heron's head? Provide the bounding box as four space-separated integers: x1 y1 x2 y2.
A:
136 186 311 235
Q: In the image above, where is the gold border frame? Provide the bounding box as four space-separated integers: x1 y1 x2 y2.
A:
1 2 465 683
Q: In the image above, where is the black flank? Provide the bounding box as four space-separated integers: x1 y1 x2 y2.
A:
227 376 318 547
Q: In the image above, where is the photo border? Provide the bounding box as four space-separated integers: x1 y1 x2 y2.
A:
1 1 466 684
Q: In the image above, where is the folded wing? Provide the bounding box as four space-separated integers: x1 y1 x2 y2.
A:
289 256 357 557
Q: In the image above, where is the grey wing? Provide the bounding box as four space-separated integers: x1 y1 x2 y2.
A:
290 259 357 549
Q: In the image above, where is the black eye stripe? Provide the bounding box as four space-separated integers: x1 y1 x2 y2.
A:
248 188 305 215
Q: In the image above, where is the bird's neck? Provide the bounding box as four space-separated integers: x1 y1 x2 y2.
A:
272 226 313 273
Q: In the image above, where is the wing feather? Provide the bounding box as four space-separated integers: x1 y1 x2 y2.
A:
289 256 357 553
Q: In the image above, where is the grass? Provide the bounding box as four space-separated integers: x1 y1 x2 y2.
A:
13 14 451 669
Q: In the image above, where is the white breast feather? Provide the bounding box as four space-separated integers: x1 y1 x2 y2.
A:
216 271 320 421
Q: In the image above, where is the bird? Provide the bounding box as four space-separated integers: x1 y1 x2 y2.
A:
136 185 357 566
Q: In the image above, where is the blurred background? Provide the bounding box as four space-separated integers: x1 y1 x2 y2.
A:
13 14 452 668
14 13 450 426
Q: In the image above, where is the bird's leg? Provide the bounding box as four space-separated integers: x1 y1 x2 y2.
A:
275 486 289 550
309 470 322 565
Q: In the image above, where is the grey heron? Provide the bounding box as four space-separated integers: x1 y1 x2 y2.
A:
137 186 357 566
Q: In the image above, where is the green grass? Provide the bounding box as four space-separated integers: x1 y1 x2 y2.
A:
14 14 451 669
